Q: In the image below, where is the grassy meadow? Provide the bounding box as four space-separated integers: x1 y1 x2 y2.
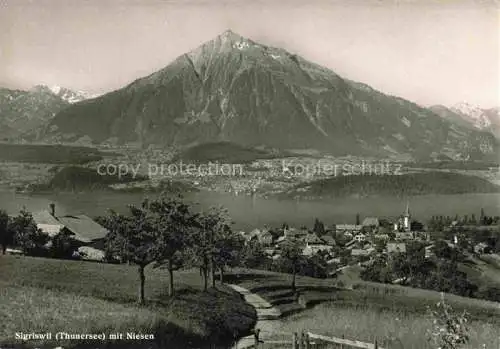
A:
264 302 500 349
3 257 500 349
0 255 256 349
228 269 500 348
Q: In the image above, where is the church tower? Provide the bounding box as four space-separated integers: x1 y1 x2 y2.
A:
403 200 411 231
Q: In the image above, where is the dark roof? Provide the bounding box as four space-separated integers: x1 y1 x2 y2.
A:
362 217 380 227
57 215 108 243
304 233 324 244
33 211 63 226
320 235 337 246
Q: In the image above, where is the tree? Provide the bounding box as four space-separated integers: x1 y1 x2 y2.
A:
149 195 196 297
433 240 454 260
11 208 49 256
470 214 477 225
410 220 424 232
374 239 386 253
50 230 79 259
186 211 215 291
463 215 468 224
313 218 325 236
280 240 305 291
104 202 158 305
197 206 241 287
241 240 266 269
427 296 469 349
0 210 13 254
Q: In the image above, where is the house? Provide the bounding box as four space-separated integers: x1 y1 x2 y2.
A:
345 239 357 249
353 233 367 242
263 248 276 257
335 224 362 233
387 242 407 254
57 214 109 249
302 233 334 256
304 233 324 245
373 233 390 241
351 247 375 257
33 210 64 237
31 205 108 261
474 242 491 255
326 257 341 265
425 245 435 259
283 227 308 240
258 230 274 246
247 228 273 246
362 217 380 228
343 231 354 240
395 232 413 241
320 235 337 246
241 228 273 245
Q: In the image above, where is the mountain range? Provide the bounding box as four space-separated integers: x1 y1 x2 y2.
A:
2 30 498 161
0 85 69 140
430 103 500 138
0 85 99 140
48 86 99 104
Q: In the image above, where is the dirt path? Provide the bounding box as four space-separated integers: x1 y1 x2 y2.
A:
228 284 283 349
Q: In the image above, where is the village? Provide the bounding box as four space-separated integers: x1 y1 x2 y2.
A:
7 200 498 286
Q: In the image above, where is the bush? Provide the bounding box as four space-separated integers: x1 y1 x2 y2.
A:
49 231 79 259
427 296 469 349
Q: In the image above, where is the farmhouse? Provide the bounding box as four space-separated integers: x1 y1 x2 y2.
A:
351 247 375 257
335 224 362 233
395 232 413 241
320 235 337 246
33 209 64 237
244 228 273 246
353 232 367 242
474 242 491 254
362 217 379 229
32 204 108 260
302 233 334 256
57 214 108 248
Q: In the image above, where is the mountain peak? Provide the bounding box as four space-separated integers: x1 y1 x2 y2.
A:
219 29 245 40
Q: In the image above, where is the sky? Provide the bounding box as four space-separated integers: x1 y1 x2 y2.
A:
0 0 498 108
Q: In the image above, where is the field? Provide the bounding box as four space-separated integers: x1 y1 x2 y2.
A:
263 301 500 349
0 255 256 349
0 143 114 164
3 257 500 349
228 269 500 348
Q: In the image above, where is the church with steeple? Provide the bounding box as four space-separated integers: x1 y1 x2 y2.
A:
393 200 411 232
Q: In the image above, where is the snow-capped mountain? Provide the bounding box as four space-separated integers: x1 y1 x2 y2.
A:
0 86 70 140
450 102 499 130
48 85 99 104
39 30 498 161
430 103 500 139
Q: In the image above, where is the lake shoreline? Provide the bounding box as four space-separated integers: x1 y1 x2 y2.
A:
1 190 498 231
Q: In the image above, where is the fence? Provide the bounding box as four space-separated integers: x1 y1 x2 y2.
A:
245 328 383 349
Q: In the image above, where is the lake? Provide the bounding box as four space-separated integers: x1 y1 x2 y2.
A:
0 190 498 230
